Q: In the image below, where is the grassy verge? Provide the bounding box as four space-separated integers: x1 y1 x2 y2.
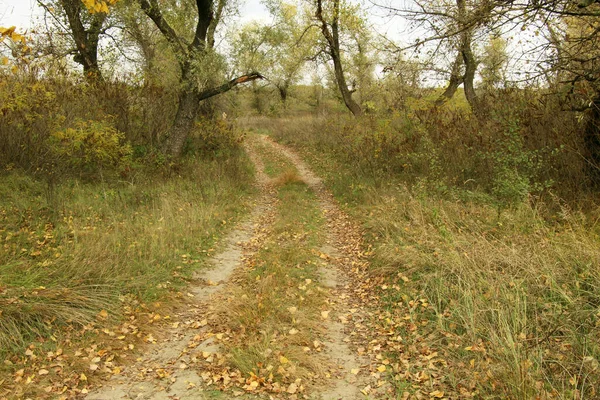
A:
253 116 600 399
248 134 296 178
210 153 329 396
0 151 255 397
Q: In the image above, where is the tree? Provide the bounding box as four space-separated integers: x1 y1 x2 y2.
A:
315 0 362 115
373 0 502 115
230 22 271 113
264 1 317 106
480 34 508 90
44 0 263 156
37 0 118 83
536 2 600 181
136 0 263 156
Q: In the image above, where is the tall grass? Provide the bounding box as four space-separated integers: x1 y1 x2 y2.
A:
0 148 255 357
256 103 600 398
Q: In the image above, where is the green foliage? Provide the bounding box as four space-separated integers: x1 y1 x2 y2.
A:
480 35 508 90
486 117 550 209
48 119 132 176
0 75 64 169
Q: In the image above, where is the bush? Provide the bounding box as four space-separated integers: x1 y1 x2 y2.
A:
185 116 244 156
47 119 132 178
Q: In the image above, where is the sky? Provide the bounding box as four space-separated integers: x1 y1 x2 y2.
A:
0 0 272 30
1 0 40 29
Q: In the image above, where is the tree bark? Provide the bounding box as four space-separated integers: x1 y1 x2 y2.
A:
163 89 201 157
60 0 105 83
316 0 362 116
435 52 464 106
585 95 600 185
278 82 289 107
457 0 480 115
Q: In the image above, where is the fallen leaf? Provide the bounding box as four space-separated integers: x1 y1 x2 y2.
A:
287 382 298 394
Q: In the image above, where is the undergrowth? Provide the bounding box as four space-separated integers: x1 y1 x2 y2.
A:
0 150 255 396
253 115 600 399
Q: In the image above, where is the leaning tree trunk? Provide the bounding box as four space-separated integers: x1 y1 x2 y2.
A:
316 0 362 116
462 36 479 114
457 0 480 115
435 52 464 106
584 95 600 186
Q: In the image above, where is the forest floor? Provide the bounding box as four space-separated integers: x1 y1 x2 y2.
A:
83 135 391 399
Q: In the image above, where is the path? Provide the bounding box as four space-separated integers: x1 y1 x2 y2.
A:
85 135 382 399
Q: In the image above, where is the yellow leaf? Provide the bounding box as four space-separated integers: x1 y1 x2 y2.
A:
10 32 23 42
97 309 108 319
430 390 444 398
0 26 16 36
569 376 577 385
377 365 386 372
80 373 87 381
321 310 330 319
38 369 49 375
1 57 8 65
279 356 289 365
351 368 359 375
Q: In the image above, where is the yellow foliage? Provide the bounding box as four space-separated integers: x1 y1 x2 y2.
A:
81 0 120 14
0 26 26 43
48 119 132 174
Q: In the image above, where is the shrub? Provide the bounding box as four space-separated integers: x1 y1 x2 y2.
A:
47 119 132 179
185 116 244 156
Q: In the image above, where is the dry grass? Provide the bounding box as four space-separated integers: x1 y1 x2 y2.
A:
0 153 255 359
260 114 600 398
363 185 600 398
215 170 329 389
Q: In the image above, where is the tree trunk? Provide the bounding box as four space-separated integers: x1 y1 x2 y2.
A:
316 0 362 116
163 88 201 157
278 84 288 107
462 34 479 114
60 0 105 83
457 0 480 115
435 52 464 106
584 95 600 186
